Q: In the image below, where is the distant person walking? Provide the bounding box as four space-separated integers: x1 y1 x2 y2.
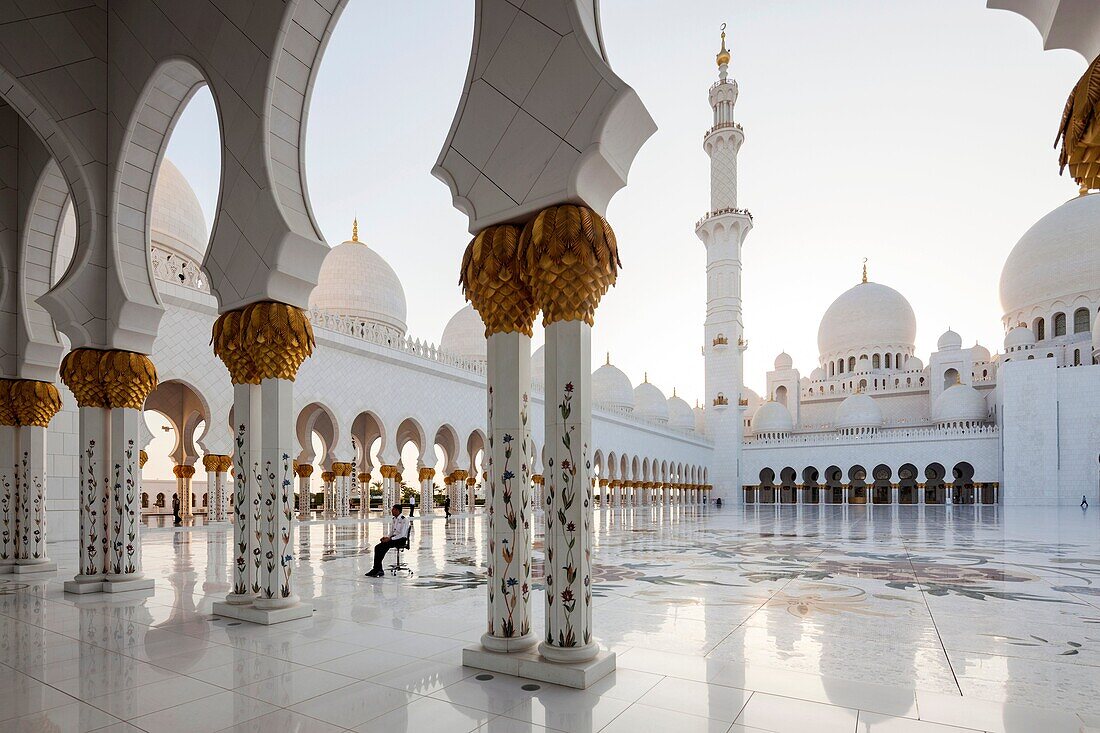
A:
172 494 181 525
444 496 451 518
409 493 417 516
1083 495 1090 510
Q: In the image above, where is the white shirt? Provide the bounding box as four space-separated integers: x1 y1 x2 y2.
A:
389 514 411 541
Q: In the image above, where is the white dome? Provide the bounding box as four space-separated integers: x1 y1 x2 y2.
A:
817 281 917 360
932 384 987 425
693 403 707 434
835 393 883 431
532 345 545 385
999 193 1100 324
904 355 924 371
742 387 762 406
937 328 962 351
309 231 407 336
634 380 668 422
440 305 486 363
810 367 826 381
774 351 793 370
1004 325 1036 351
592 359 634 412
751 400 793 436
972 342 991 363
151 158 208 263
667 392 694 431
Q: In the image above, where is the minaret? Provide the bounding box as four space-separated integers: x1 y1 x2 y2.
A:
696 24 751 504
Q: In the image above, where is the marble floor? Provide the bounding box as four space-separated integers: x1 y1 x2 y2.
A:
1 505 1098 732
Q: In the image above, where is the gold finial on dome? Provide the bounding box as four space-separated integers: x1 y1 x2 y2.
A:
351 217 359 243
861 257 868 284
716 23 730 67
606 351 610 365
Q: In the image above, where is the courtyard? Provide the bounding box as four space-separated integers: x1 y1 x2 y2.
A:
1 506 1097 732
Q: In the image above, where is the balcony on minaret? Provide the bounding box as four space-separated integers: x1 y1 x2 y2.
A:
713 393 730 409
695 207 752 230
712 334 729 349
703 121 743 140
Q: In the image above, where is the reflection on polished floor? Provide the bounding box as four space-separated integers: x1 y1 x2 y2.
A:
1 506 1098 732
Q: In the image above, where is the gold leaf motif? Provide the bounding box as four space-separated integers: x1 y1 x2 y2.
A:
100 351 158 410
0 380 16 426
9 380 62 427
1057 52 1100 192
60 348 110 408
460 224 537 337
518 205 620 326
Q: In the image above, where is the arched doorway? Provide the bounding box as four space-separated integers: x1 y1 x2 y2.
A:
758 468 776 504
848 465 867 504
824 465 844 504
779 467 797 504
925 463 946 505
898 463 919 504
801 466 820 504
872 464 892 504
952 462 975 504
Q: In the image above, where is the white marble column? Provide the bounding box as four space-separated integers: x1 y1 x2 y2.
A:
174 463 195 520
14 426 53 572
541 319 597 662
69 405 108 591
452 470 468 512
466 477 477 513
0 423 14 573
419 467 435 514
481 330 536 651
321 470 334 517
253 377 300 613
598 479 608 509
296 463 313 520
225 382 259 605
357 472 370 516
105 408 151 589
204 454 231 522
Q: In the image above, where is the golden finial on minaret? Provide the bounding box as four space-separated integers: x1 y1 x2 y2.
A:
606 352 610 366
644 371 649 383
351 217 359 243
716 23 730 68
861 257 868 283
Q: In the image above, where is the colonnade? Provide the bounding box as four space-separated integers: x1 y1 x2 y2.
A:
594 480 711 507
743 482 1000 506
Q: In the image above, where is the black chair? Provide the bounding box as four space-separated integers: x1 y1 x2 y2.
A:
389 522 414 577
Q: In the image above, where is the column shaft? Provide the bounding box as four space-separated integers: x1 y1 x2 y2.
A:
0 425 15 571
15 426 51 568
106 409 146 583
227 382 259 604
540 319 596 662
483 331 535 651
254 378 297 609
75 407 108 585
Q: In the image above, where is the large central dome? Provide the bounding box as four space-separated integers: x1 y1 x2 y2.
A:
151 158 208 263
309 221 407 336
817 280 917 361
999 193 1100 326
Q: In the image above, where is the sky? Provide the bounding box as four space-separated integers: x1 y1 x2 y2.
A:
164 0 1085 409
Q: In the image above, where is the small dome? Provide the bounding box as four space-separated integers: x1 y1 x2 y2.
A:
932 384 987 425
592 358 634 412
774 351 793 370
1004 324 1036 351
971 342 991 363
634 378 668 423
532 345 546 385
937 328 962 351
817 281 917 360
693 403 707 434
810 367 826 381
309 224 407 335
904 355 924 371
440 305 486 363
751 400 793 436
667 391 694 431
835 393 883 431
999 193 1100 326
151 158 208 263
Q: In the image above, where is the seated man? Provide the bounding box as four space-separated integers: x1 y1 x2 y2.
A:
366 504 411 577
